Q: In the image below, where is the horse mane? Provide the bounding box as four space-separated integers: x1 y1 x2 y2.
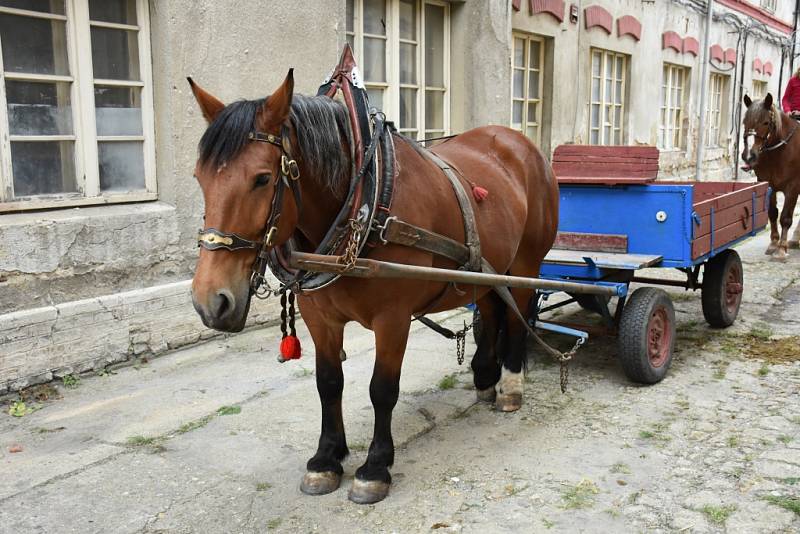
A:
744 98 783 138
198 94 353 199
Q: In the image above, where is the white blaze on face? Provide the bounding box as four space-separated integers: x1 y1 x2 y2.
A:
743 130 756 161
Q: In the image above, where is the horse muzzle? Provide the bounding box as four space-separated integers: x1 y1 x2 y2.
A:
191 284 251 332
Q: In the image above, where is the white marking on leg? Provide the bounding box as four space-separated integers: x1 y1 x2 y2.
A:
496 365 523 396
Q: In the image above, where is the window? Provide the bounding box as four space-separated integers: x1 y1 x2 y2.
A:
346 0 449 140
0 0 155 212
760 0 776 12
752 80 767 100
706 73 728 147
659 64 688 150
589 49 627 145
511 33 544 145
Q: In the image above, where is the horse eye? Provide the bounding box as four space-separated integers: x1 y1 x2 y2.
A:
254 173 272 188
763 121 769 126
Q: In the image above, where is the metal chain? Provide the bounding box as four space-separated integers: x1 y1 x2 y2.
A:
454 318 477 365
558 336 584 393
339 218 364 271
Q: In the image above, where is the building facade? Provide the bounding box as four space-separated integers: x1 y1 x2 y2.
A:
1 0 797 392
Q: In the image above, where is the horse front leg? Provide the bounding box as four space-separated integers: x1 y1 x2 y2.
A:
348 313 411 504
773 191 799 261
300 310 348 496
766 191 780 255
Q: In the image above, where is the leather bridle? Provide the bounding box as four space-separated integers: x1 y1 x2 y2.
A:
745 109 798 155
197 124 302 298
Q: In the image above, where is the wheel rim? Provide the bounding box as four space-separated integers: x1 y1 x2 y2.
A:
724 262 743 314
647 307 671 368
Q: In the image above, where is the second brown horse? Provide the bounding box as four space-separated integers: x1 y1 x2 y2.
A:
189 71 559 503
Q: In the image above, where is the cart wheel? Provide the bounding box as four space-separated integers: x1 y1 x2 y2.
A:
618 287 675 384
701 249 743 328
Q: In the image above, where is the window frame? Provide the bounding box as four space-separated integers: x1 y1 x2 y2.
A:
752 79 768 100
760 0 777 13
510 32 545 146
659 63 688 151
706 72 728 148
346 0 450 141
0 0 156 213
588 48 627 146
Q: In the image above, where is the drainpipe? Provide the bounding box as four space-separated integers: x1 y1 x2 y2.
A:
732 30 748 181
792 0 800 74
695 0 714 180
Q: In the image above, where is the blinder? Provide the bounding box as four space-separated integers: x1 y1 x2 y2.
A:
197 125 302 297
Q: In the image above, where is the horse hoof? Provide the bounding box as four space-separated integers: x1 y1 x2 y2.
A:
348 478 390 504
495 393 522 412
300 471 341 496
765 245 778 255
771 252 789 262
476 387 496 402
789 240 800 250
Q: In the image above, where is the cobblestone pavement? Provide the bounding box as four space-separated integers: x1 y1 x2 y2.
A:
1 231 799 534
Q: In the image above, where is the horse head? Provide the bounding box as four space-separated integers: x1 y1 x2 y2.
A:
741 92 782 170
188 71 300 332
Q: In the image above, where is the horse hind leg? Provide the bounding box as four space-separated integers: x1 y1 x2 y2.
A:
772 191 799 262
789 203 800 249
494 262 542 413
471 292 504 402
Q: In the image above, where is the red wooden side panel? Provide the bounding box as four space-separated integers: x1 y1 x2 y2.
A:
552 145 659 184
690 182 769 259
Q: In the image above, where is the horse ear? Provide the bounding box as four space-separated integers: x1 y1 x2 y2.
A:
187 77 225 123
261 69 294 129
743 94 753 108
763 93 773 109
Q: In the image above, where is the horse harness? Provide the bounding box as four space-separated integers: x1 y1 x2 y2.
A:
196 50 576 391
746 109 799 154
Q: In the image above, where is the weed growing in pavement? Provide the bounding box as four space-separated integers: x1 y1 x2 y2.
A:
699 504 736 524
438 374 457 390
777 435 793 444
727 435 739 448
541 518 555 529
62 374 80 389
763 495 800 516
758 363 770 376
126 435 158 447
266 518 283 530
560 479 599 509
256 482 272 492
176 415 213 434
713 360 730 380
610 462 631 474
638 421 672 443
748 322 773 341
7 400 40 417
216 405 241 416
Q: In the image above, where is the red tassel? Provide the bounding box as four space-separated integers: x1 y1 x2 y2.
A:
278 335 302 362
472 185 489 203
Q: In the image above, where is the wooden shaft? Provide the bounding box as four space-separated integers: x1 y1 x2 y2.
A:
289 252 619 297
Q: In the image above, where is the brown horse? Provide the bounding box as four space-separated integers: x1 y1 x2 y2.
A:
189 70 559 503
742 93 800 260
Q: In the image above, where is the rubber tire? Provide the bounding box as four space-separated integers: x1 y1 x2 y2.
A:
701 249 743 328
617 287 676 385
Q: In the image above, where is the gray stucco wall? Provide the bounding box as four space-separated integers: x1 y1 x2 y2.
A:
0 0 344 315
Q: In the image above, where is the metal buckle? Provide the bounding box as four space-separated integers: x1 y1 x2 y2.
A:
281 155 301 181
376 215 397 245
264 226 278 247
